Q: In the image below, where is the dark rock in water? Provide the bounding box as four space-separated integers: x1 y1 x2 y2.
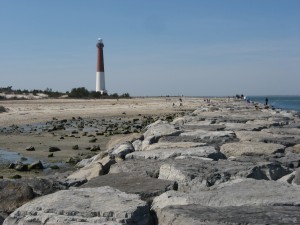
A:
50 165 59 170
25 146 35 151
8 163 15 169
47 126 56 132
49 146 61 152
82 173 177 202
20 157 27 161
72 145 79 150
15 162 28 172
28 161 44 170
48 153 54 158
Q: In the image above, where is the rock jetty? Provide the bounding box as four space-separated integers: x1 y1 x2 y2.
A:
2 98 300 224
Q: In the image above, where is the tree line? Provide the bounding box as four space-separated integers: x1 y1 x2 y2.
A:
0 86 130 99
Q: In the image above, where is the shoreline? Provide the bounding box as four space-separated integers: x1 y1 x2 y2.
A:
0 97 205 178
0 97 202 127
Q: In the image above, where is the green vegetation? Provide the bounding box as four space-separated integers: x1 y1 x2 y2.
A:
68 87 130 99
0 86 130 99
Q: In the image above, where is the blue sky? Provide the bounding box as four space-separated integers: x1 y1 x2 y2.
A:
0 0 299 96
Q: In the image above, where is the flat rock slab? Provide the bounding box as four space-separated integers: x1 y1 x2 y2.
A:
220 141 285 157
158 159 291 191
155 205 300 225
284 122 300 128
144 141 206 151
152 179 300 210
82 173 176 201
109 159 166 178
143 121 182 139
182 124 226 131
224 122 267 131
125 146 225 160
180 130 237 146
246 119 280 126
236 131 300 147
262 127 300 136
4 187 151 225
180 130 236 140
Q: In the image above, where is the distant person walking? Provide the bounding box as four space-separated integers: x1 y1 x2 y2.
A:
265 97 268 106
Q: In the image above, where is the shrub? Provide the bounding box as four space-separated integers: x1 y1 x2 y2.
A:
68 87 90 98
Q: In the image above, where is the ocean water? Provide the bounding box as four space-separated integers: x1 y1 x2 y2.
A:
249 96 300 113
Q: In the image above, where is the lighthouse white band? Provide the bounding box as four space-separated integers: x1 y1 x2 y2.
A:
96 72 106 93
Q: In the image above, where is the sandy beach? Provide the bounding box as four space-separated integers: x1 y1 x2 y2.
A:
0 97 202 127
0 97 206 178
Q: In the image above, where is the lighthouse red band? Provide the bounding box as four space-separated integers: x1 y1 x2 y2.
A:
96 38 106 94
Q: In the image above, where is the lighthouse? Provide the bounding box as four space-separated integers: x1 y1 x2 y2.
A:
96 38 106 94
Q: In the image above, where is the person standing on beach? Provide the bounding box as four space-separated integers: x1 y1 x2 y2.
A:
265 97 268 105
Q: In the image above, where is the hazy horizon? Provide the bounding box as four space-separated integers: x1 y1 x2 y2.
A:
0 1 299 96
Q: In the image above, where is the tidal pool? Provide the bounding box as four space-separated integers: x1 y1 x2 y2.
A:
0 148 68 170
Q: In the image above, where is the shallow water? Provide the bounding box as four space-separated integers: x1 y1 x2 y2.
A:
0 148 68 169
0 149 35 164
250 96 300 113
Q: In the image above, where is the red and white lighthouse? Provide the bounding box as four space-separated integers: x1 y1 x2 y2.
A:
96 38 106 94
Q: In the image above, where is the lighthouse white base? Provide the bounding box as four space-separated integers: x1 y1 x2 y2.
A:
96 72 106 93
